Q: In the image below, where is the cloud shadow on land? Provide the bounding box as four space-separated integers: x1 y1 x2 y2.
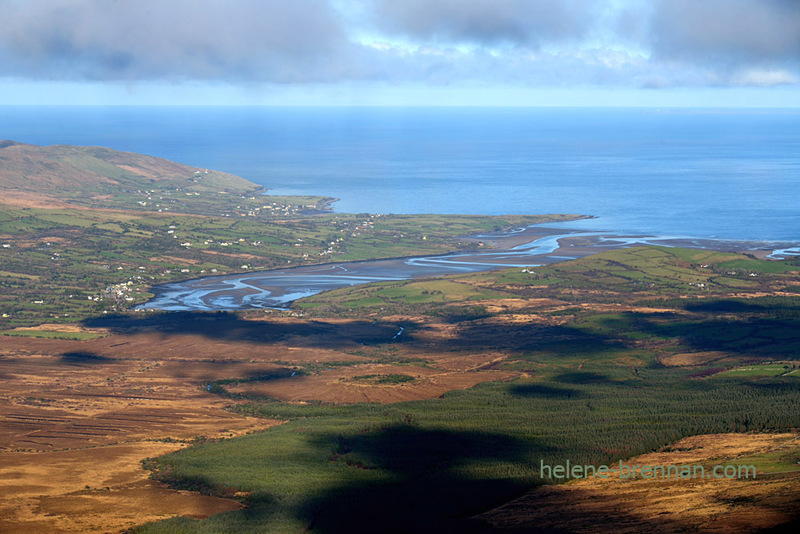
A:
682 299 800 314
294 425 549 534
553 371 611 385
60 351 113 365
419 320 627 354
81 311 403 349
80 311 629 358
507 383 588 399
636 314 800 358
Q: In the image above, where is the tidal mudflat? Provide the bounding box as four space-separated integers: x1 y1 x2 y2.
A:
140 223 800 311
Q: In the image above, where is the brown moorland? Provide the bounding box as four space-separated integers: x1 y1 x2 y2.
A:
478 432 800 533
0 312 518 532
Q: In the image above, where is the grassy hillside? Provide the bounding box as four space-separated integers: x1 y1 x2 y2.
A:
0 140 258 196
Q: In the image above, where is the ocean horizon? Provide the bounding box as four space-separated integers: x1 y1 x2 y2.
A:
2 106 799 242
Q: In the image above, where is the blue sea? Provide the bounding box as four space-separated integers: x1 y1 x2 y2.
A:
2 106 799 241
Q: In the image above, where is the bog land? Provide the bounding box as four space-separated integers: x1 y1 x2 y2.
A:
1 142 799 533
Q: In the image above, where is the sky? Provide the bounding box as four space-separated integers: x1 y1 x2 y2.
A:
0 0 798 107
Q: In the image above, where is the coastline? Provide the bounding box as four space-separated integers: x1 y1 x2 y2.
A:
298 196 339 215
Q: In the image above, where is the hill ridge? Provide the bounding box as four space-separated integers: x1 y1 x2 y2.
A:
0 140 259 197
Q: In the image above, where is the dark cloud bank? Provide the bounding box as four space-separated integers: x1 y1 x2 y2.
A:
0 0 797 87
0 0 351 82
368 0 597 46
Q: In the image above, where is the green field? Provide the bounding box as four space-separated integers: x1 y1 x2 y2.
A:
714 363 799 378
727 446 800 475
0 329 105 340
299 278 513 311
